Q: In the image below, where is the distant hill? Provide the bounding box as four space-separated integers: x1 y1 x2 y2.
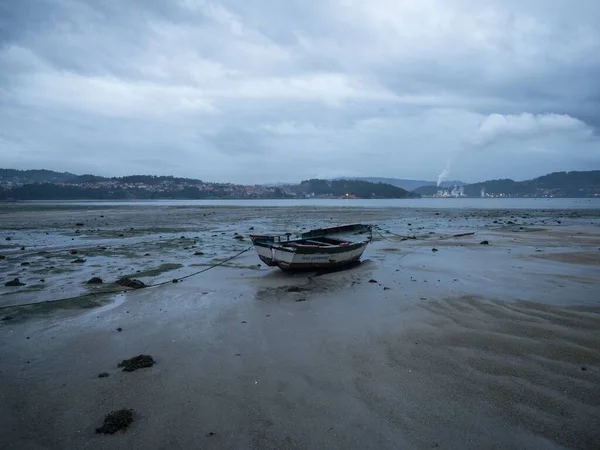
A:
414 171 600 198
0 168 419 200
298 179 419 199
334 177 465 191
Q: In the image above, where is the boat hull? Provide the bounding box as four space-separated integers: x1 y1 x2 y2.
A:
250 226 371 271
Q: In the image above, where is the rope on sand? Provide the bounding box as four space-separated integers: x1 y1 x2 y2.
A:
0 246 253 312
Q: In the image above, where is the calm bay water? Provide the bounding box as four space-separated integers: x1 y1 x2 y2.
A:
22 198 600 209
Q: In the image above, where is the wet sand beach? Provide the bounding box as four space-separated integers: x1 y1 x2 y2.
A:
1 203 599 449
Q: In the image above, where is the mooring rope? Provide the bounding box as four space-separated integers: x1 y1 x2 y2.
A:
0 245 253 312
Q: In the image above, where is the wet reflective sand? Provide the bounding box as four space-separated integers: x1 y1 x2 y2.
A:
1 204 599 449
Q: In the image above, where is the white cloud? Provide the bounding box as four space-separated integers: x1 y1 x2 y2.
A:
472 113 592 146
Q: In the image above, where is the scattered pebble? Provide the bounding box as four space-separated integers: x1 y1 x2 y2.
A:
21 262 30 266
2 316 13 321
95 409 134 434
368 279 377 283
116 327 122 332
117 278 146 289
70 249 78 254
480 240 490 245
87 277 103 284
295 298 307 302
5 278 25 287
581 366 587 371
98 372 110 378
118 355 155 372
75 223 84 227
431 248 439 252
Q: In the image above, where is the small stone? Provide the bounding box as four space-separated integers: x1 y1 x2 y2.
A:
40 278 45 283
2 316 13 321
118 355 155 372
71 258 86 263
118 234 124 237
117 278 146 289
368 279 377 283
5 278 25 287
194 251 204 256
431 248 438 252
87 277 103 284
75 223 84 227
295 298 307 302
581 366 587 371
117 327 122 332
144 253 150 256
95 409 134 434
70 249 78 254
206 432 215 437
20 246 25 251
21 262 30 266
383 287 391 290
172 279 179 283
480 240 489 245
5 237 11 241
98 372 110 378
241 320 247 323
0 255 6 259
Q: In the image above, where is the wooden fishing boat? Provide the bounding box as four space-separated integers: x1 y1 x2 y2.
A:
250 223 373 271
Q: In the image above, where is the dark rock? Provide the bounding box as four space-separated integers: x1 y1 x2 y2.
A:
431 248 439 252
118 355 155 372
95 409 134 434
75 223 84 227
408 223 412 226
180 236 185 239
40 279 45 283
116 327 122 332
87 277 103 284
21 262 30 266
117 278 146 289
286 286 305 292
368 279 377 283
194 251 204 256
5 278 25 287
249 227 254 230
480 240 490 245
581 366 587 371
5 237 11 241
72 258 86 263
241 320 247 323
234 235 244 240
0 255 5 259
98 372 110 378
172 279 179 283
295 298 307 302
75 230 80 234
507 221 515 225
144 253 150 256
383 287 391 290
493 220 498 224
70 249 78 254
207 432 215 437
2 316 13 321
20 246 25 251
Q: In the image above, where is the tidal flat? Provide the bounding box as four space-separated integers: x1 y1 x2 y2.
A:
1 203 599 449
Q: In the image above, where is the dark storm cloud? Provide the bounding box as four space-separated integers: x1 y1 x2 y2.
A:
1 0 599 183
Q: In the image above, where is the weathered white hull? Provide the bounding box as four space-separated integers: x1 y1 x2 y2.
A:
253 242 369 270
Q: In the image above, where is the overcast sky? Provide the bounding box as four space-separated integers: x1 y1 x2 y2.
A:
1 0 599 184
